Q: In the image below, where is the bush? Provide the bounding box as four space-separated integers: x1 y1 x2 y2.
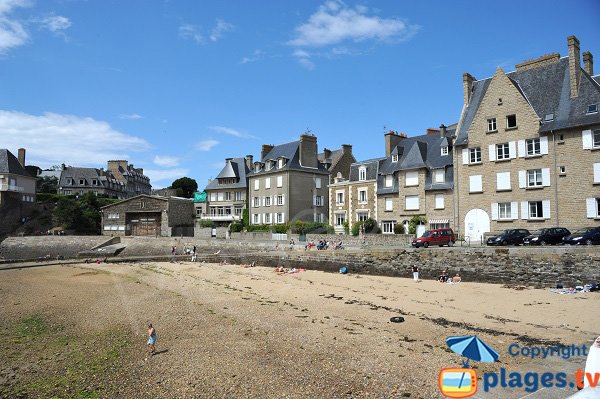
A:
351 218 379 236
289 220 331 234
394 223 404 234
246 224 270 232
199 219 214 228
343 221 350 235
272 224 289 234
229 222 243 232
351 221 362 236
408 215 426 235
242 208 249 227
36 193 61 203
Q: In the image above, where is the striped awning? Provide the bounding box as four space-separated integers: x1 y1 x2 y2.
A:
429 219 449 224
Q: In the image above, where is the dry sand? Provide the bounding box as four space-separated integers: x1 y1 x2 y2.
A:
0 261 597 398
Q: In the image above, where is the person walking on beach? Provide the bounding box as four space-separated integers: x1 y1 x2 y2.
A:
412 265 419 282
147 323 157 355
170 245 176 263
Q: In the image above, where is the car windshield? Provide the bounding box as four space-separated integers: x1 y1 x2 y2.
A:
421 231 432 237
504 229 515 235
532 229 546 235
573 228 592 235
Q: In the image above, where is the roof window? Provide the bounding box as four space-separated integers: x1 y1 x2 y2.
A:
587 104 598 114
544 113 554 122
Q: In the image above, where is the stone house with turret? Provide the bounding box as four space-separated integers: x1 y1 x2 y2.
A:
453 35 600 242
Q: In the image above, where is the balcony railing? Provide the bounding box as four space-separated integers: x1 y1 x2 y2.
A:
0 184 25 192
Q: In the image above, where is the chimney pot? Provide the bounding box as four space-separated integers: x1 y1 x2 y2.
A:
583 51 594 76
439 124 447 138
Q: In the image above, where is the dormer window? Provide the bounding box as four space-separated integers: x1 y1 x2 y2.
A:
544 113 554 122
359 166 366 181
254 163 261 173
441 146 448 156
587 104 598 114
391 154 398 163
79 179 85 185
266 161 272 171
66 178 73 185
278 158 285 168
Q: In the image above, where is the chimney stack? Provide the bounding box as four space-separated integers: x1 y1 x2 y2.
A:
568 35 581 98
299 134 318 168
245 155 253 170
342 144 352 154
17 148 25 167
583 51 594 76
384 130 403 157
439 124 447 138
261 144 274 160
463 73 475 105
426 128 440 136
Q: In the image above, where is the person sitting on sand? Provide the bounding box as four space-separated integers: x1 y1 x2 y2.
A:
438 270 448 283
452 273 462 283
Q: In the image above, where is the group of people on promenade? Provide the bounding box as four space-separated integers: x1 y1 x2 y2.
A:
303 239 343 251
412 265 462 284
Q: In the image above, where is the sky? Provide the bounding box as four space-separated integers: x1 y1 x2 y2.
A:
0 0 599 189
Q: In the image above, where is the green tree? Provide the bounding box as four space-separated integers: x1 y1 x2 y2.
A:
37 176 58 194
169 177 198 198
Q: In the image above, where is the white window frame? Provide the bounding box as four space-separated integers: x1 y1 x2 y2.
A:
433 169 445 183
276 176 283 187
441 146 448 156
254 180 259 190
498 202 512 220
358 189 367 204
385 198 393 211
335 212 346 226
276 194 284 206
277 213 284 223
526 138 541 156
405 195 419 210
264 213 271 224
382 221 395 234
315 177 321 189
265 178 271 189
264 196 271 206
253 197 260 207
405 171 418 187
529 201 543 219
336 191 344 205
358 167 367 181
469 147 481 163
356 212 369 222
487 118 497 132
391 154 398 163
385 175 393 188
527 169 543 187
496 143 510 160
506 114 517 129
434 194 444 209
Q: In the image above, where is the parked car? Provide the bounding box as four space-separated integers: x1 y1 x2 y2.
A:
486 229 531 246
411 228 456 248
562 227 600 245
523 227 571 246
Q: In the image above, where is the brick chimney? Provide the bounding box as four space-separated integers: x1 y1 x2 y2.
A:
439 124 447 138
299 134 318 168
463 73 475 106
261 144 274 160
568 35 581 98
384 130 403 157
245 155 253 170
342 144 352 155
583 51 594 76
17 148 25 167
426 128 440 136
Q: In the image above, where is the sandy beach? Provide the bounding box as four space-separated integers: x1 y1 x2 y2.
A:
0 261 597 398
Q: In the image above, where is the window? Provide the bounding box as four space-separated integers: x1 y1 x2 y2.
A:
526 138 541 156
196 208 202 216
469 147 481 163
217 192 224 201
210 193 217 202
385 198 393 211
558 134 564 142
66 178 73 185
529 201 543 219
506 114 517 129
588 104 598 114
357 212 369 222
433 169 445 183
224 192 231 201
108 213 119 219
496 172 511 191
278 159 285 168
254 164 260 173
405 195 419 210
527 169 543 187
277 213 284 223
544 113 554 122
264 196 271 206
498 203 511 220
469 175 483 193
253 214 260 224
79 179 85 185
92 179 98 186
385 175 393 187
276 176 283 187
276 195 284 206
391 154 398 163
496 143 510 160
264 213 271 224
359 167 366 181
265 178 271 189
315 177 321 189
487 118 497 132
314 196 323 207
235 191 243 201
441 146 448 156
594 163 600 183
434 194 444 209
405 171 418 186
254 180 259 190
63 190 72 194
336 192 344 205
335 213 345 226
382 221 395 234
253 197 260 207
358 189 367 203
594 130 600 148
234 207 243 216
559 166 566 175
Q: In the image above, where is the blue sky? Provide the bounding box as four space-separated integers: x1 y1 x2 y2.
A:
0 0 599 188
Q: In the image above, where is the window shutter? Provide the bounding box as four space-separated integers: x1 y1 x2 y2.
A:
542 168 551 186
542 200 551 219
586 198 597 218
496 172 511 190
518 170 526 189
282 212 285 223
518 140 526 158
540 136 548 155
488 145 496 162
594 163 600 183
320 196 324 206
582 129 593 149
521 201 529 220
469 175 482 192
312 195 316 206
282 194 285 205
509 141 516 159
511 201 519 220
462 148 469 165
491 203 498 221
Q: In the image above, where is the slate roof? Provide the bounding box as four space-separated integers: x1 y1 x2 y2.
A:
347 157 385 182
248 140 329 176
456 58 600 145
0 149 32 177
205 157 249 190
59 167 122 189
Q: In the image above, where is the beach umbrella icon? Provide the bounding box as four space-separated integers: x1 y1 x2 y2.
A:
446 335 499 366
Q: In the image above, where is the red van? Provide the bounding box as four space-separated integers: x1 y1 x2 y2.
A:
411 228 456 248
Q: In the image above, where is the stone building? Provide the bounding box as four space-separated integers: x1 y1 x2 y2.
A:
100 194 194 237
200 157 250 225
453 35 600 242
318 145 356 184
248 134 331 225
0 149 37 233
58 160 151 199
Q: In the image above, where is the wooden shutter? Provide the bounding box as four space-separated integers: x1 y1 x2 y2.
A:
491 203 498 221
462 148 469 165
521 201 529 220
518 140 525 158
586 198 597 218
542 200 551 219
488 145 496 162
582 130 592 149
542 168 551 186
540 136 548 155
511 202 519 220
518 170 526 188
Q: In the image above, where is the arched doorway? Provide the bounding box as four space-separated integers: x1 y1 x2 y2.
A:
464 208 490 243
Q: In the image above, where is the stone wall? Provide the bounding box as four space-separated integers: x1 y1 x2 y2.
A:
0 236 106 261
305 233 414 246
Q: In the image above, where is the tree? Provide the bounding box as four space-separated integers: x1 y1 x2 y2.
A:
169 177 198 198
38 176 58 194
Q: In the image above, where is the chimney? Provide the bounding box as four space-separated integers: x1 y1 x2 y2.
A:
568 35 581 98
463 73 475 105
245 154 253 170
439 124 447 138
515 53 560 72
583 51 594 76
299 134 318 168
341 144 352 155
384 130 403 157
261 144 274 160
426 128 440 136
17 148 25 167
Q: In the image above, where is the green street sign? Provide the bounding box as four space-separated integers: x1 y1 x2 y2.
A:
194 191 207 203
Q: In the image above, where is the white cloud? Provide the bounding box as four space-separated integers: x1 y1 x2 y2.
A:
144 168 190 184
289 0 418 47
153 155 180 167
292 49 315 70
209 161 225 169
41 14 71 33
210 19 234 42
0 0 30 54
179 24 204 44
0 110 150 167
195 139 219 151
241 49 264 64
119 113 143 120
208 125 255 139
